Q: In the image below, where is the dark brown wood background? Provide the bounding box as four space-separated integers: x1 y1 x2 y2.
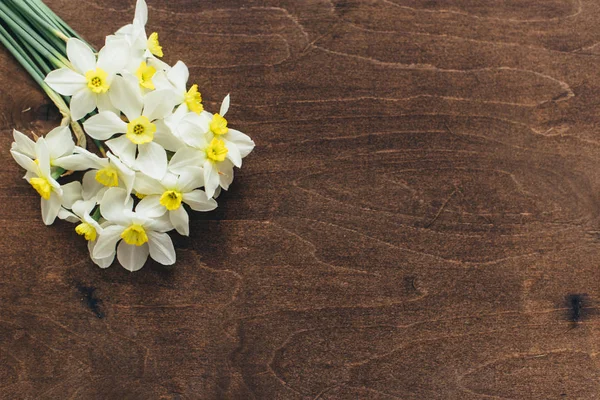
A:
2 0 600 398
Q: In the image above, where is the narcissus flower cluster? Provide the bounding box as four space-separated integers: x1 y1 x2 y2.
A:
8 0 254 271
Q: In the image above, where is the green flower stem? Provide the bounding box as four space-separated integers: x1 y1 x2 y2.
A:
17 0 63 33
7 1 68 44
91 206 102 222
0 2 69 68
1 1 99 151
12 28 54 75
25 13 67 54
23 0 86 43
0 25 85 149
0 23 46 88
51 168 65 180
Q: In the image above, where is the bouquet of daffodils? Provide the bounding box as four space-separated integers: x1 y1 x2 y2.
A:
1 0 254 271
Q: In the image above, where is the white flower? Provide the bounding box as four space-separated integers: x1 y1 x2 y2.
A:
168 137 233 198
203 95 255 167
11 138 81 225
83 75 182 180
58 146 136 202
11 126 79 171
44 38 129 120
168 95 254 169
155 61 204 115
109 0 168 71
166 95 254 198
93 188 176 271
134 167 217 235
58 200 115 268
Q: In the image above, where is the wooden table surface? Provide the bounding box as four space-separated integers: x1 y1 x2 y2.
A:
2 0 600 398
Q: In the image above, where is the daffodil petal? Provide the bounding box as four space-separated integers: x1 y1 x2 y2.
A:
84 111 127 140
41 192 61 225
136 195 167 218
93 225 124 259
109 75 143 122
46 126 75 159
96 92 119 114
218 159 234 190
224 139 242 168
10 150 37 173
177 167 205 192
61 181 83 209
66 38 96 75
167 61 189 92
133 172 163 195
153 121 185 152
100 187 133 223
226 129 255 158
88 240 115 269
169 206 189 236
12 130 36 158
182 189 217 212
97 38 130 76
220 94 230 116
117 241 149 271
203 161 220 198
168 147 204 175
72 199 96 218
142 89 178 121
58 208 79 223
136 141 167 180
147 231 176 265
82 170 104 201
176 112 209 148
106 135 137 167
34 138 51 177
70 89 96 120
134 0 148 26
44 68 86 96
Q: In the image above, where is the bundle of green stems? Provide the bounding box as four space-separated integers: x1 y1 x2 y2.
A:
0 0 90 152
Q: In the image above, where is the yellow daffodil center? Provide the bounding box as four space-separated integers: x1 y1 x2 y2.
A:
135 61 156 90
85 68 110 94
206 138 228 163
126 116 156 144
121 224 148 246
95 167 119 187
159 190 183 210
147 32 163 57
134 192 146 199
75 223 97 241
184 84 203 114
29 177 52 200
209 113 229 135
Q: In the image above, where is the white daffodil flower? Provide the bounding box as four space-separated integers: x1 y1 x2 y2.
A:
109 0 169 72
133 167 217 236
166 96 253 198
168 95 254 169
11 138 81 225
154 61 204 115
205 95 255 167
168 137 234 199
11 126 80 172
44 38 129 120
93 188 175 271
83 76 182 180
58 200 115 268
57 146 136 202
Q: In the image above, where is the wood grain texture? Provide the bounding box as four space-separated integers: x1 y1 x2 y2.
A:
1 0 600 398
